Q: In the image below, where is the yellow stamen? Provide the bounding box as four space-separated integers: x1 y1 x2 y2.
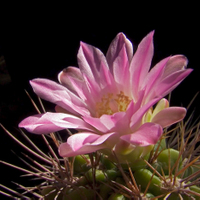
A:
95 91 131 117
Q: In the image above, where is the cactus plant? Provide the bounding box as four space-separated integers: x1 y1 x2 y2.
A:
1 106 200 199
0 31 199 199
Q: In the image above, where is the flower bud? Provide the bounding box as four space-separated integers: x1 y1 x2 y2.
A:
156 148 182 175
85 169 106 183
108 193 126 200
134 169 161 196
73 155 90 174
100 154 116 169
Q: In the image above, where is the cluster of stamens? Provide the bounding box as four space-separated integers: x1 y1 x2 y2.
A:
95 91 131 117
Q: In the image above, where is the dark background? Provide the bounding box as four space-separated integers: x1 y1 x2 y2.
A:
0 4 200 197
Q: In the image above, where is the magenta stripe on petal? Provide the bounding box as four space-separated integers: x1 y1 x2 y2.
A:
58 67 84 95
130 97 161 131
30 78 89 116
19 112 94 134
130 31 154 100
106 32 133 73
152 68 193 99
143 57 171 97
58 132 119 157
120 123 162 146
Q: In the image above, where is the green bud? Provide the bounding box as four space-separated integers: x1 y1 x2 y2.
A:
105 169 121 180
154 137 166 151
134 169 161 196
74 155 90 174
121 158 147 171
184 165 200 180
104 144 152 171
190 185 200 193
108 193 126 200
156 148 182 175
99 184 112 199
100 154 116 169
85 169 106 183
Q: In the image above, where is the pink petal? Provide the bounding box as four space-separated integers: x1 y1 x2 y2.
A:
79 42 108 78
77 42 108 96
100 112 131 134
145 55 193 101
106 32 133 72
151 107 186 128
112 44 131 93
163 55 188 77
30 78 89 116
58 67 106 113
83 111 131 134
83 101 134 135
130 31 154 100
77 42 119 104
120 123 162 146
58 67 84 94
59 132 119 157
131 89 145 113
58 67 90 103
19 112 94 134
130 97 161 131
99 60 117 92
143 57 171 99
152 68 193 99
82 116 109 133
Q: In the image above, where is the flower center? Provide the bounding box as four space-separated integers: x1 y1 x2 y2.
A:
95 91 131 117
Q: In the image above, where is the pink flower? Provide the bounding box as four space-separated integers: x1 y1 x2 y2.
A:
19 31 192 158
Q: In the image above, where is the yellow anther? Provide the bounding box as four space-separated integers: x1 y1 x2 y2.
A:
95 91 131 117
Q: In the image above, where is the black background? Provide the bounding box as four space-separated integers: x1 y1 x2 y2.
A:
0 4 200 197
